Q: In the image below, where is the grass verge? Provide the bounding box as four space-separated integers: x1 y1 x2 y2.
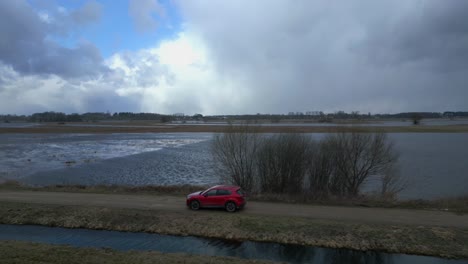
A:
0 201 467 259
0 241 276 264
251 192 468 215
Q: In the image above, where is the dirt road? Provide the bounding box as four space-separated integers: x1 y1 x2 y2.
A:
1 190 467 228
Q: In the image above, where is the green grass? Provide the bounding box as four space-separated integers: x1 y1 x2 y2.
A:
0 241 276 264
0 201 467 259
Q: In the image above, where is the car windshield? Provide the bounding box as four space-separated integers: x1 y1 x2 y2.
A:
201 188 214 195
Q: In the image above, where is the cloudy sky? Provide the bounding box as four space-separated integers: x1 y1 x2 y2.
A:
1 0 467 115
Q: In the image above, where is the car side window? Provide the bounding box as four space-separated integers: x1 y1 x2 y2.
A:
205 189 218 196
217 189 231 196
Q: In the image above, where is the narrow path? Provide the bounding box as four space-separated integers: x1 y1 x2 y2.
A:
1 191 467 228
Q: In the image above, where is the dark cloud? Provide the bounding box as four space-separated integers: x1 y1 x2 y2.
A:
1 0 468 115
0 0 106 78
361 1 468 72
177 0 468 113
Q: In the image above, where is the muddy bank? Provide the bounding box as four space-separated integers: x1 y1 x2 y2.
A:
0 201 467 259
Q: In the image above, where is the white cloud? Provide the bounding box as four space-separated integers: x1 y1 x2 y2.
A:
106 32 252 114
0 32 251 115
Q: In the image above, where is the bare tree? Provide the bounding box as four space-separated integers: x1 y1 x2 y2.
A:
211 124 262 192
307 138 335 198
325 132 399 197
379 165 407 199
212 127 400 199
257 134 312 194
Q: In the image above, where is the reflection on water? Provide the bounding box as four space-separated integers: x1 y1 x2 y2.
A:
1 225 466 264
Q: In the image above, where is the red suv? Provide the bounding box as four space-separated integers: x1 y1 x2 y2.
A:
186 185 246 212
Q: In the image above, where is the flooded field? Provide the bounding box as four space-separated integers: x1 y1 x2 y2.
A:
0 133 217 186
1 132 467 199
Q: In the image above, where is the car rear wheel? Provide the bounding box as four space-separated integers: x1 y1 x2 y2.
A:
225 201 236 212
190 200 200 210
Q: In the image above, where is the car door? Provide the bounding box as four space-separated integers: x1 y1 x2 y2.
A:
215 189 231 207
200 189 218 207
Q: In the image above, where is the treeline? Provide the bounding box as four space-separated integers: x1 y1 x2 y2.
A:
209 111 468 122
1 111 468 123
212 126 403 199
0 112 175 123
442 112 468 117
377 112 441 119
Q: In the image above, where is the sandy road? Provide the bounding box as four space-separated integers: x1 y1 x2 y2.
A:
0 190 467 228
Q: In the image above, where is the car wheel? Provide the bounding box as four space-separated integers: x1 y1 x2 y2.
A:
225 202 236 212
190 200 200 210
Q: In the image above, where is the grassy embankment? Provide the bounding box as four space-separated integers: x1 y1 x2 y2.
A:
0 241 275 264
1 181 467 214
1 201 467 259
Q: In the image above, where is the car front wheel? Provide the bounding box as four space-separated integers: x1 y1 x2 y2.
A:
190 200 200 210
225 201 236 212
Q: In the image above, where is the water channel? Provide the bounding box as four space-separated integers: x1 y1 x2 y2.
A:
0 225 466 264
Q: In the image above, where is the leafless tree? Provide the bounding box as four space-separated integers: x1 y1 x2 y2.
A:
212 127 399 199
257 134 312 194
325 132 399 197
379 165 407 199
211 124 262 192
307 138 335 198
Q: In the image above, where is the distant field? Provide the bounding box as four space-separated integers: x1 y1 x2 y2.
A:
2 123 468 133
